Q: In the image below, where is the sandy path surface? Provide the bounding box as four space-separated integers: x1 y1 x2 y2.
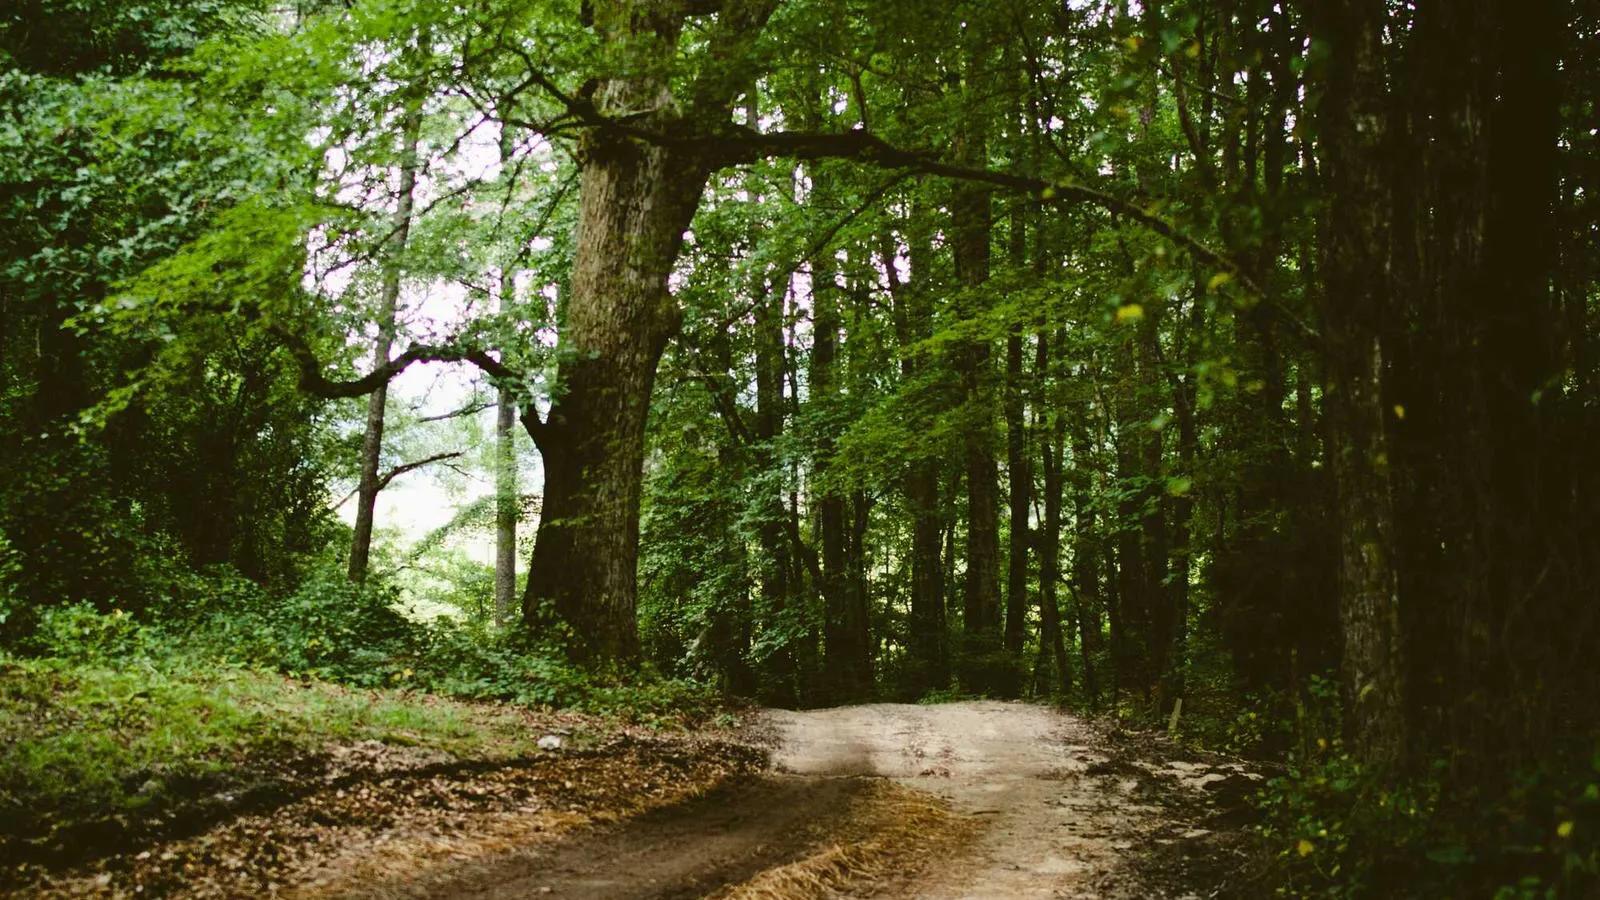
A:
376 702 1246 899
766 701 1183 898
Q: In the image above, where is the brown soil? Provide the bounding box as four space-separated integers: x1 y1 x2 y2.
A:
13 702 1257 899
383 776 894 900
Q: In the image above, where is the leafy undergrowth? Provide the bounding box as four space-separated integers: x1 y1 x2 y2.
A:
19 568 726 730
0 653 756 890
1119 666 1600 898
1251 744 1600 898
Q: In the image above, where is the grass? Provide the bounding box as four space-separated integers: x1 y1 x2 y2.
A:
0 653 547 851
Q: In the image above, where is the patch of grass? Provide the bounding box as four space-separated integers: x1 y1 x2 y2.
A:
0 653 544 852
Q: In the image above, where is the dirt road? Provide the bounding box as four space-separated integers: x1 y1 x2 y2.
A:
767 701 1237 898
402 701 1249 899
21 701 1252 898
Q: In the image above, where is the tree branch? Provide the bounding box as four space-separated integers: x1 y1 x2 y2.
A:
377 451 465 492
417 400 494 423
274 325 517 399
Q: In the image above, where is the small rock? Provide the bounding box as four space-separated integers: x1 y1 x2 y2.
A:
537 735 564 751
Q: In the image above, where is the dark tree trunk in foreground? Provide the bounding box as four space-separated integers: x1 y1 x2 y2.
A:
1161 294 1201 714
1070 415 1102 710
752 113 797 704
1313 0 1407 768
812 240 872 701
349 107 421 583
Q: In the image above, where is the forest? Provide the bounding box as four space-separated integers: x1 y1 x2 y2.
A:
2 0 1598 896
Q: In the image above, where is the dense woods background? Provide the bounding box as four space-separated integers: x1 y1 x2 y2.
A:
2 0 1598 894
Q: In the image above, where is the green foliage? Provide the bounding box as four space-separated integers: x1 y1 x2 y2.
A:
1251 679 1600 898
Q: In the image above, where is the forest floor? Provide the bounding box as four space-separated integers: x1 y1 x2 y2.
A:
12 698 1261 898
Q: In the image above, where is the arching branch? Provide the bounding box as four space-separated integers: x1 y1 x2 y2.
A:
274 325 516 399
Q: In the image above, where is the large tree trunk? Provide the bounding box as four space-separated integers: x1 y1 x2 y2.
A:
520 47 710 654
1477 0 1563 767
520 0 779 661
349 107 421 583
1312 0 1408 768
522 133 705 657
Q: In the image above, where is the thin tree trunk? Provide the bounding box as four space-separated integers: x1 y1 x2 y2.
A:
752 99 796 704
494 324 518 626
494 118 519 628
952 84 1002 692
1138 314 1170 705
1003 204 1030 659
883 207 946 697
1035 332 1070 698
1070 409 1102 710
809 205 871 701
349 104 422 583
1161 288 1203 713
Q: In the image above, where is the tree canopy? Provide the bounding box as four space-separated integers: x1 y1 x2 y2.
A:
2 0 1598 894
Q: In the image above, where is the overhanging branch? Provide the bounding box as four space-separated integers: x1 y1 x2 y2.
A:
378 451 466 491
274 325 516 399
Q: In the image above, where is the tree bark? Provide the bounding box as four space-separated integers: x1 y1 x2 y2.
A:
811 232 872 701
1070 406 1103 710
494 285 519 627
751 100 797 705
493 115 519 628
348 104 421 583
883 203 946 697
519 0 781 661
1312 0 1408 768
1035 332 1071 697
522 132 705 658
952 87 1002 691
1003 195 1031 659
521 6 708 657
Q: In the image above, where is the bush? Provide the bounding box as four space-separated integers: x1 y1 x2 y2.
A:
5 554 728 734
1251 676 1600 898
25 603 151 662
